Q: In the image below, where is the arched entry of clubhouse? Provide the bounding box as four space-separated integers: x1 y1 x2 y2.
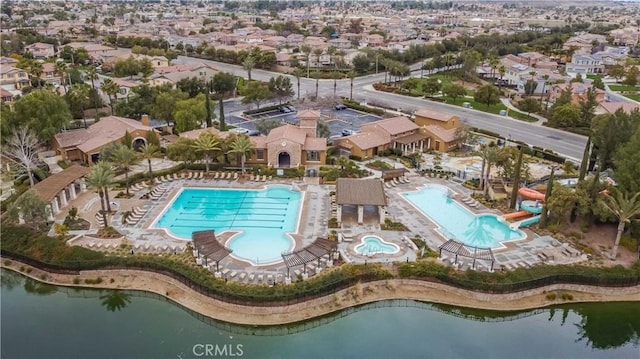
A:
278 152 291 168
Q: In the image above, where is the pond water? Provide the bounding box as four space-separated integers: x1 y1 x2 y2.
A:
1 269 638 359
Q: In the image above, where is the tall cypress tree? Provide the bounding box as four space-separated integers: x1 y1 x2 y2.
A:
539 168 554 228
510 147 524 209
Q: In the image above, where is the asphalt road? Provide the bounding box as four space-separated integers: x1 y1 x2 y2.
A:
173 55 587 160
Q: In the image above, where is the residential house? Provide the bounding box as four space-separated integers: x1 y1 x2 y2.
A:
23 42 56 59
548 83 606 106
610 27 639 47
565 52 604 75
53 116 159 163
413 109 462 152
0 57 18 66
149 63 218 87
0 88 15 107
0 66 30 90
39 63 62 86
334 116 427 159
64 42 116 63
328 38 351 49
362 34 385 47
563 34 607 52
596 101 640 115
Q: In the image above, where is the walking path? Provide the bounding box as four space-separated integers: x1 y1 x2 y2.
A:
500 98 547 125
2 260 638 326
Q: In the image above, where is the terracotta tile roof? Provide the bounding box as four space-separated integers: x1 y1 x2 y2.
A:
250 136 267 149
362 116 417 135
342 131 390 150
394 132 428 145
54 128 89 148
424 125 458 142
297 109 321 119
179 127 222 140
77 116 154 153
303 137 327 151
414 109 456 122
33 165 89 202
336 178 386 206
598 101 640 114
267 124 306 144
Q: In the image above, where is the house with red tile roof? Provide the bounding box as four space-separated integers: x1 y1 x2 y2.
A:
53 116 159 163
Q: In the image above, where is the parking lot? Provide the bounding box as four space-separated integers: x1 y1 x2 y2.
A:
229 107 382 140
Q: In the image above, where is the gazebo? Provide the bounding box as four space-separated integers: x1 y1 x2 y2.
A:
31 165 89 221
281 238 337 277
335 178 387 224
192 230 232 273
438 239 496 271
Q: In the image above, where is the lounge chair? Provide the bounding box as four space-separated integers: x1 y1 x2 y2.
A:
404 176 411 183
384 181 392 188
226 172 232 179
233 172 238 180
257 274 264 282
268 175 273 181
213 172 220 179
180 172 187 179
248 273 256 282
187 172 193 179
238 272 247 281
249 174 255 181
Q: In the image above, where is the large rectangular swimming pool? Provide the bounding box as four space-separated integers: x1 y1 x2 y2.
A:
152 186 302 265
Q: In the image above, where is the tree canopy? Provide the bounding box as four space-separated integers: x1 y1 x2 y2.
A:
9 90 72 142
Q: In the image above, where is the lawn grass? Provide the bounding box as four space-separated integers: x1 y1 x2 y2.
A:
623 94 640 102
443 96 538 122
586 74 602 80
608 84 640 92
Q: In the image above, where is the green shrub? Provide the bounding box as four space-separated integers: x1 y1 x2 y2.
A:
620 235 638 253
85 277 103 285
328 217 339 228
561 292 574 301
546 292 557 300
4 260 11 266
73 278 80 285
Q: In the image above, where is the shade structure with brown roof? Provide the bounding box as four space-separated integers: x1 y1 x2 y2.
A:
33 165 89 202
281 238 337 276
336 178 387 225
192 230 232 272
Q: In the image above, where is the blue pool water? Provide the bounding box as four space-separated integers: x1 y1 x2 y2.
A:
354 236 400 256
153 186 302 264
402 185 525 248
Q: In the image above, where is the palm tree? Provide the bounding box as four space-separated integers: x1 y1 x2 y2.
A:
313 48 324 72
55 62 69 94
29 61 43 88
101 78 119 115
227 135 255 176
192 133 220 174
300 44 312 78
292 68 304 100
498 65 506 92
242 56 255 81
488 56 499 84
483 146 502 197
68 83 91 128
86 161 115 225
540 74 550 105
139 143 159 181
111 144 138 197
349 70 356 100
599 189 640 260
85 67 99 115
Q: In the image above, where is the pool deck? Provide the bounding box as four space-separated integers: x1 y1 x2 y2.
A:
55 168 587 283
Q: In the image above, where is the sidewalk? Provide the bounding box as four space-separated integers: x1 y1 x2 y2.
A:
500 98 547 125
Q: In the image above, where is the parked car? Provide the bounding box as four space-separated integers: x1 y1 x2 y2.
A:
341 129 355 136
230 128 250 134
279 106 291 113
335 104 347 110
287 105 296 112
247 130 261 136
